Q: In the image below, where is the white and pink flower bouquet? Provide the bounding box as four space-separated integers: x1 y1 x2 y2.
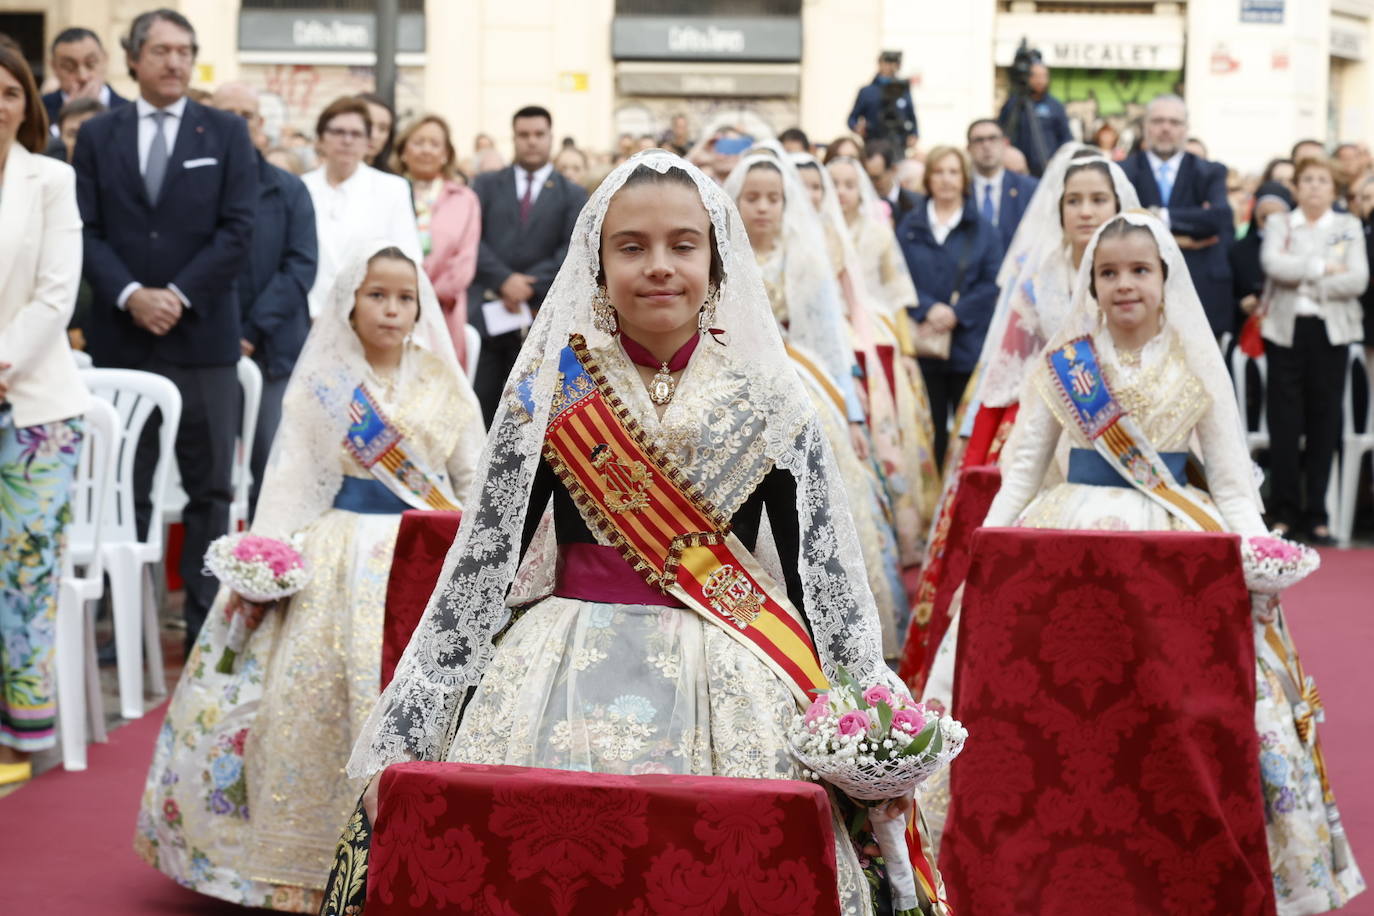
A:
1241 533 1320 595
203 533 308 673
789 667 966 915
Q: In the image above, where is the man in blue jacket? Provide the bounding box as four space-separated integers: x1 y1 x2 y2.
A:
212 82 317 516
848 51 917 149
967 118 1038 251
42 27 130 136
1120 94 1234 336
76 9 257 647
997 62 1072 178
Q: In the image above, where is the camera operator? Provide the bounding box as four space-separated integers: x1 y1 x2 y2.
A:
997 43 1072 178
848 51 918 150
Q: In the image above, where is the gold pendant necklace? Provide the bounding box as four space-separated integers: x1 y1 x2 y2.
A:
649 362 676 405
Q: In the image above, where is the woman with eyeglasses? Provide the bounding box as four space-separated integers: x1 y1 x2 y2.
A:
301 97 421 320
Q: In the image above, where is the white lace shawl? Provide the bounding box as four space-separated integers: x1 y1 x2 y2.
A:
251 239 483 541
986 211 1266 532
828 155 919 318
721 145 862 417
347 151 898 780
974 151 1140 409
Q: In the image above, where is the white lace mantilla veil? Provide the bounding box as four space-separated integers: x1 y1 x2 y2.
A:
250 239 482 542
828 154 918 310
787 150 885 344
721 143 861 412
1021 210 1264 513
347 150 896 780
973 150 1140 409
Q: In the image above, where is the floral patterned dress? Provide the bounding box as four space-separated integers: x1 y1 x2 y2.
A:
0 417 82 752
135 355 472 913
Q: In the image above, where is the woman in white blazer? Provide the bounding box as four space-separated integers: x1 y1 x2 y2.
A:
1261 155 1368 544
301 96 421 319
0 47 89 784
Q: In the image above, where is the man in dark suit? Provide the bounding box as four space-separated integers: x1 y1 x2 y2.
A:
75 9 258 648
967 118 1038 252
212 82 317 517
468 105 586 423
863 138 921 225
1120 94 1234 337
42 27 129 136
848 51 917 149
997 62 1072 178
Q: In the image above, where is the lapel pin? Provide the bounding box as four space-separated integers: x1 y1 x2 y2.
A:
1010 188 1018 197
196 126 205 134
545 179 554 188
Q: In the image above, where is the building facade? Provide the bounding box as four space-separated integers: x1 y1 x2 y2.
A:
0 0 1370 172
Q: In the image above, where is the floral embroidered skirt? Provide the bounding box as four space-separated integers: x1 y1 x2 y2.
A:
0 417 82 752
135 508 400 913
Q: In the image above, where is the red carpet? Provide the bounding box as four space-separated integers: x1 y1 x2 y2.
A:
1282 548 1374 916
0 701 272 915
2 549 1371 914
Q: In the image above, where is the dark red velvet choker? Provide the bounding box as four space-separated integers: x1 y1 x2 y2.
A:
619 331 701 372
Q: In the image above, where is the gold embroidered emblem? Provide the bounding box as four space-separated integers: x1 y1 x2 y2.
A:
702 564 764 629
590 443 651 513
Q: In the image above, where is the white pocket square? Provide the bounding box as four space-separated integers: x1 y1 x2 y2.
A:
183 157 218 169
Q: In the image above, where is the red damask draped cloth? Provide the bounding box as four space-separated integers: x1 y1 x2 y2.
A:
366 762 842 916
381 510 462 690
898 465 1003 692
940 528 1276 915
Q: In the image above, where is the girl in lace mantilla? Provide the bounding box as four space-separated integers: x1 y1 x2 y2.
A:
330 152 950 916
135 242 483 912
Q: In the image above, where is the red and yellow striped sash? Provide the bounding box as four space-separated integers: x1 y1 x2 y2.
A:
542 335 828 704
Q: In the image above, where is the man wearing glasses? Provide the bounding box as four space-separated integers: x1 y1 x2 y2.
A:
966 118 1038 253
1121 93 1235 337
74 8 259 653
300 96 421 320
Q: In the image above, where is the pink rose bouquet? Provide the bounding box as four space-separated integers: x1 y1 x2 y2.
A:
789 666 966 915
1241 534 1320 595
203 533 309 673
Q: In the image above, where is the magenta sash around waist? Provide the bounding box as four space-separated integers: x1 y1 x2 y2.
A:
553 543 687 608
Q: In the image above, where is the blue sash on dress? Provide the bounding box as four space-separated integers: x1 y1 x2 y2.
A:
332 476 411 514
1068 448 1188 490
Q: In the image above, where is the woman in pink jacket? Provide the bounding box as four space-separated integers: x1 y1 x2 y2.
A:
393 114 481 371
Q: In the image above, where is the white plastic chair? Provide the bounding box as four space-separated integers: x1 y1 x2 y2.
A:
229 357 263 533
55 397 119 770
1337 346 1372 547
81 368 181 720
464 324 481 378
70 349 93 369
1230 347 1340 531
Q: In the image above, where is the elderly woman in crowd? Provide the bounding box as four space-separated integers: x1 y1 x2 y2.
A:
302 96 420 319
0 44 88 786
896 145 1002 467
1260 156 1368 544
393 113 480 369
